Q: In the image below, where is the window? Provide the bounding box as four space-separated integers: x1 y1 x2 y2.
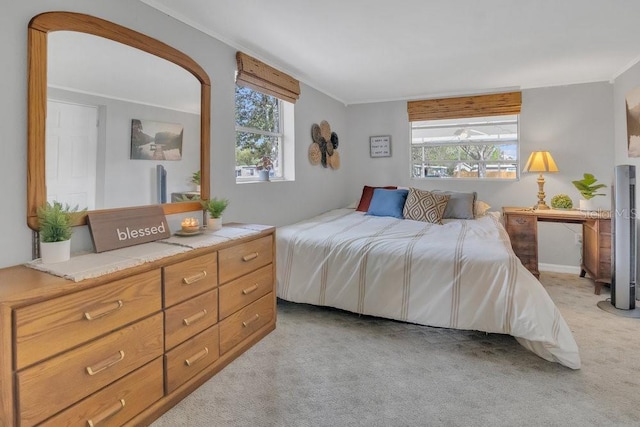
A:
234 51 299 182
410 114 519 180
235 86 285 181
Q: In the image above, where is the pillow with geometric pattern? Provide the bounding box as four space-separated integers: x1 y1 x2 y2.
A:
402 188 450 224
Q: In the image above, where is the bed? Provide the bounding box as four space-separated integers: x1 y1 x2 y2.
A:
276 207 581 369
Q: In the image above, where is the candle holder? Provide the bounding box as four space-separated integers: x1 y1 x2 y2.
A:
181 217 200 233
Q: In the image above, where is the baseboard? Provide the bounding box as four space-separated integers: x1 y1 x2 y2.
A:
538 263 581 275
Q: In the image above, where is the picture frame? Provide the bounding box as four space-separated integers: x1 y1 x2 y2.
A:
131 119 184 160
370 135 391 158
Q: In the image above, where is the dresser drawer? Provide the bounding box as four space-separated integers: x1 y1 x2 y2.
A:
17 313 163 426
219 293 274 354
14 269 161 369
165 325 220 394
164 252 218 307
218 235 272 284
219 264 273 320
38 358 163 427
165 289 218 351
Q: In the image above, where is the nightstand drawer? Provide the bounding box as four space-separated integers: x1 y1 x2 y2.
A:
165 289 218 350
17 313 163 426
218 236 272 284
219 293 274 354
219 264 272 319
164 252 218 307
38 358 164 427
15 269 161 369
164 325 220 394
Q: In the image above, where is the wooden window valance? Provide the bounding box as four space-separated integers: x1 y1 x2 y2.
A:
407 91 521 122
236 52 300 103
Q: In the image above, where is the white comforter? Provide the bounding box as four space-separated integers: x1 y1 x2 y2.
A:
276 209 580 369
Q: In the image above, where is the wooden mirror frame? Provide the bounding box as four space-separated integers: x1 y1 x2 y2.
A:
27 12 211 230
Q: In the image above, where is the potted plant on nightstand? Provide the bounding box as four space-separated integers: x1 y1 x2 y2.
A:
37 201 85 263
256 156 273 182
201 197 229 231
572 173 606 211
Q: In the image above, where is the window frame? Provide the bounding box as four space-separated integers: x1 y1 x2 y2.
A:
409 114 520 181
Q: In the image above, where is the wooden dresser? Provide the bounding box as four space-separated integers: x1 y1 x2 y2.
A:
0 227 275 426
502 207 611 293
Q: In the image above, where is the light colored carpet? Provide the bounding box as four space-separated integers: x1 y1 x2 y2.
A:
152 273 640 426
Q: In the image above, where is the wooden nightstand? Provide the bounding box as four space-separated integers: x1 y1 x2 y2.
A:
502 207 612 294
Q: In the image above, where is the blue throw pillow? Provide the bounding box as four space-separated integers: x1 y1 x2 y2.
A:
366 189 409 219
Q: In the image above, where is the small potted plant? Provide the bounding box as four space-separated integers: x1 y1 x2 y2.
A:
572 173 606 211
201 197 229 231
256 156 273 182
191 170 201 192
550 194 573 210
37 201 85 263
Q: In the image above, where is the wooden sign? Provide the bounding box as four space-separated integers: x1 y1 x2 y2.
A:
87 206 171 253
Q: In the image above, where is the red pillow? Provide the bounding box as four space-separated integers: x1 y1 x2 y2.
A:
356 185 398 212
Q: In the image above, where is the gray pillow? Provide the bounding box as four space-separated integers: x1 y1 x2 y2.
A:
432 190 477 219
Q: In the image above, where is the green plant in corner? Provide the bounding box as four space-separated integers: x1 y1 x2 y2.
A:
201 198 229 219
37 201 86 242
571 173 606 200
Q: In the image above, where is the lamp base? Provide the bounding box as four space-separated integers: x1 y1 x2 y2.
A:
534 202 550 210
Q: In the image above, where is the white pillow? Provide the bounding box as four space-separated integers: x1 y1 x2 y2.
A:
474 200 491 217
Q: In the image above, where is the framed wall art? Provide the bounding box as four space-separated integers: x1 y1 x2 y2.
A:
370 135 391 158
131 119 184 160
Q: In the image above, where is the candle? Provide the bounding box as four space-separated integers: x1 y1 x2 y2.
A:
181 217 200 232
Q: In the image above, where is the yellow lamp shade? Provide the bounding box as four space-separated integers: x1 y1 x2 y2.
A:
523 151 559 173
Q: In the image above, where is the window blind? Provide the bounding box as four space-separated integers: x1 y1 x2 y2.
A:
407 91 521 122
236 52 300 103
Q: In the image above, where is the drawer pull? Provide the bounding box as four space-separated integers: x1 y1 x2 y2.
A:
183 309 208 326
182 271 207 285
242 252 259 262
86 350 125 376
242 284 259 295
242 313 260 327
86 399 125 427
84 300 124 321
185 347 209 367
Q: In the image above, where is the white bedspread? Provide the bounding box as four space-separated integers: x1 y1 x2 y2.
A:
276 209 580 369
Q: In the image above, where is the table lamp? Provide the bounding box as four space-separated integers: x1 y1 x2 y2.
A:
523 151 559 210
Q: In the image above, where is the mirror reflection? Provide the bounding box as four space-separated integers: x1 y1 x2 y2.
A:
46 31 201 210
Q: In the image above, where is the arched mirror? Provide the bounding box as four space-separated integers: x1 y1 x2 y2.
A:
27 12 211 230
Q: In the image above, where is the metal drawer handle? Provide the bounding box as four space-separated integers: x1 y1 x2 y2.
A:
242 284 259 295
84 300 123 321
86 350 125 376
242 252 259 262
183 309 208 326
86 399 125 427
185 347 209 367
242 313 260 328
182 270 207 285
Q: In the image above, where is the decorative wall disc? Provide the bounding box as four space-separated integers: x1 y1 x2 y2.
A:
330 131 339 149
328 150 340 169
308 142 321 165
311 123 322 144
320 120 331 141
325 137 334 156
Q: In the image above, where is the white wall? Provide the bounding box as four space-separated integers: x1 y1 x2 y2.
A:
0 0 348 268
345 82 614 268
